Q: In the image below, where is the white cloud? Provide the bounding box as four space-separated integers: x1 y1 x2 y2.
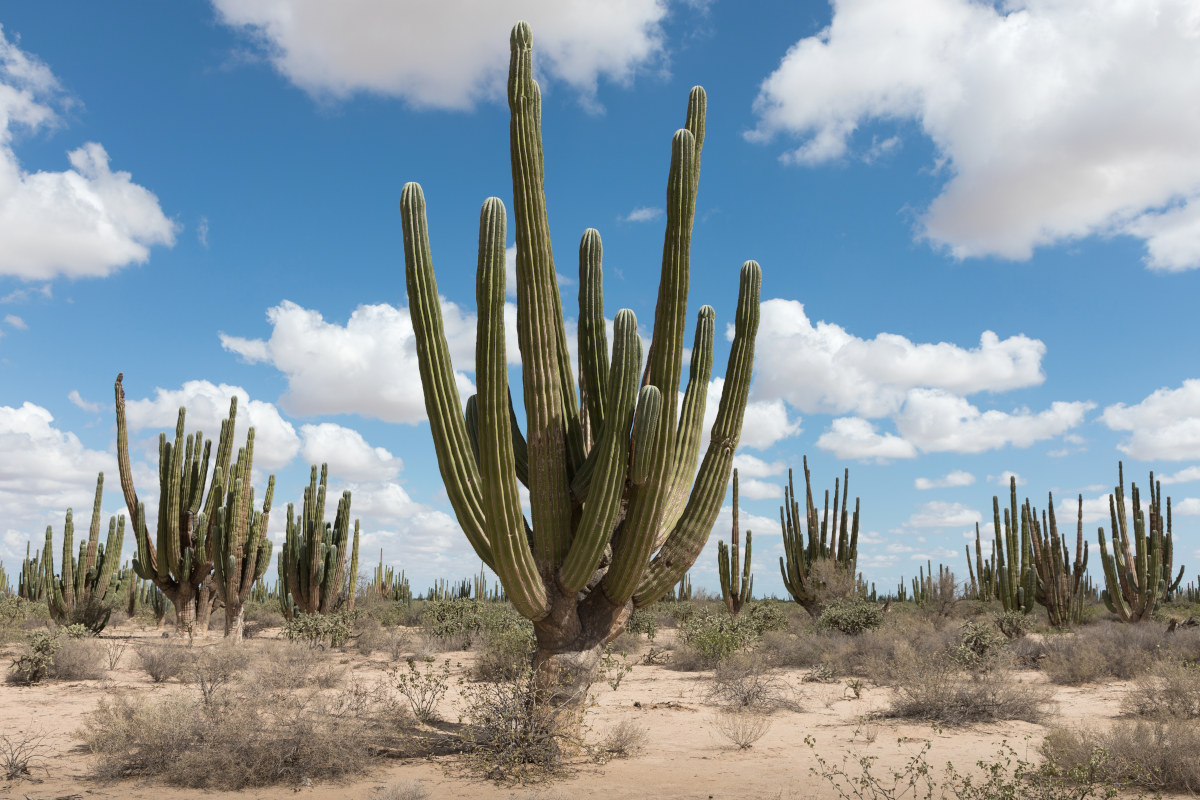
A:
701 377 800 452
1175 498 1200 516
816 417 916 462
621 205 663 223
213 0 670 109
0 29 175 280
3 313 25 329
67 389 101 414
914 470 974 490
0 283 50 304
1102 379 1200 460
732 453 786 480
749 0 1200 269
895 389 1093 454
739 479 783 501
1160 466 1200 485
710 503 779 543
300 422 402 482
902 501 982 529
991 470 1025 488
122 380 300 471
749 299 1044 417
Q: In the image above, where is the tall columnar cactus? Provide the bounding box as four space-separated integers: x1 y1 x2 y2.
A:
45 472 125 633
18 541 47 601
369 549 412 603
278 464 359 618
0 563 8 596
1098 462 1184 623
401 21 760 706
116 373 243 636
211 429 275 640
992 476 1036 614
1027 493 1089 628
717 469 753 617
778 457 860 617
965 523 997 601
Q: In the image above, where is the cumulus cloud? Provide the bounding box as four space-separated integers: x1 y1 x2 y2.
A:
914 470 974 490
1175 498 1200 516
299 422 402 482
701 377 800 451
901 501 982 529
991 470 1025 487
749 299 1044 417
749 0 1200 269
1159 466 1200 485
67 389 101 414
1102 379 1200 460
0 28 175 280
895 389 1093 454
3 313 25 329
122 380 300 471
817 417 916 462
621 206 663 223
213 0 670 109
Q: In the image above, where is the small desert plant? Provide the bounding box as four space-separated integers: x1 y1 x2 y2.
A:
995 609 1033 639
595 719 648 761
0 730 48 780
281 610 353 648
1041 637 1112 685
817 596 883 635
678 609 758 664
7 630 61 685
184 644 251 705
1121 661 1200 719
47 634 106 680
1043 719 1200 794
135 642 188 683
882 648 1052 726
949 620 1009 671
389 658 451 723
625 607 658 640
371 782 432 800
711 708 771 749
473 620 536 682
103 637 130 670
459 666 570 783
708 653 797 711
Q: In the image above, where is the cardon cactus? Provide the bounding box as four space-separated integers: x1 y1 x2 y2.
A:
401 21 760 710
45 472 125 633
965 523 997 601
211 429 275 639
116 373 250 636
779 457 860 617
277 464 359 618
1098 462 1184 622
1027 492 1088 628
992 476 1036 614
18 540 48 601
717 469 753 617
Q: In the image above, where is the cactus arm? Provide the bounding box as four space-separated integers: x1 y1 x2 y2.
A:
633 260 760 606
729 470 741 607
346 519 360 611
578 228 609 441
78 473 105 602
114 374 145 549
400 182 494 568
559 309 641 594
630 386 663 487
476 195 548 619
741 529 753 607
661 305 715 541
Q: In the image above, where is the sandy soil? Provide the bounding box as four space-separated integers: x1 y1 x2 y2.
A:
0 622 1160 800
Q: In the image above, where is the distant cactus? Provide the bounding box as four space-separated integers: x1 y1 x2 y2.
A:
1098 462 1184 623
673 572 693 602
778 457 860 617
45 472 125 633
0 562 8 596
992 476 1036 615
1027 492 1089 628
965 523 997 601
717 469 753 617
369 549 411 603
18 540 47 601
277 464 359 618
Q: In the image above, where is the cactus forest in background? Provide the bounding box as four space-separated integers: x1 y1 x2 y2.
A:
401 20 760 711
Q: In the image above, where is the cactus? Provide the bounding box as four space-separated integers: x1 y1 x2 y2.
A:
992 476 1036 615
115 373 248 637
673 572 693 602
211 430 275 640
0 562 8 596
965 523 998 601
778 457 860 617
370 549 412 603
717 469 753 617
18 541 47 601
1098 462 1184 623
400 21 759 711
277 464 359 618
45 472 125 633
1027 492 1089 628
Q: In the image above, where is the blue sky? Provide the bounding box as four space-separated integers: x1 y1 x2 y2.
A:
2 0 1199 600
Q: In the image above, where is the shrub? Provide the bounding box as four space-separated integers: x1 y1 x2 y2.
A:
389 659 451 723
949 620 1009 671
745 602 789 636
1042 637 1113 686
679 610 757 665
711 709 771 749
0 730 49 781
421 598 484 640
595 719 647 761
459 666 569 782
281 611 353 648
625 608 658 640
1043 719 1200 794
7 631 61 685
817 597 883 635
708 653 797 712
47 635 106 680
136 643 188 683
185 644 251 705
994 609 1033 639
1121 661 1200 719
474 623 536 682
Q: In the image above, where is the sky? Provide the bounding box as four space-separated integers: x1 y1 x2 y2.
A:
1 0 1199 601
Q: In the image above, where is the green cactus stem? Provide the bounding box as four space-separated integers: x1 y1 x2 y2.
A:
1098 462 1184 623
18 540 48 602
965 523 997 601
277 464 359 618
369 549 412 603
717 469 753 617
1027 492 1089 628
992 476 1036 615
401 21 760 715
778 457 860 617
45 472 125 633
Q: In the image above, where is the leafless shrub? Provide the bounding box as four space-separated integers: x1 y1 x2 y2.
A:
0 729 48 780
103 637 130 670
1122 661 1200 719
136 642 188 683
1043 719 1200 793
371 781 431 800
595 719 648 760
708 653 799 712
1042 637 1112 685
711 709 771 749
184 643 250 705
48 635 106 680
881 648 1051 726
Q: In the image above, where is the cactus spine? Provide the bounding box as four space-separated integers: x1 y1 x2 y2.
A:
211 429 275 640
1027 492 1089 628
278 464 359 618
401 21 760 709
45 472 125 633
1098 462 1184 622
115 373 244 637
992 476 1036 614
717 469 753 617
778 457 860 617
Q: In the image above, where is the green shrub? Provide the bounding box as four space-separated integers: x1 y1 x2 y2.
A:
421 598 485 640
994 609 1032 639
281 611 353 648
625 608 658 640
817 597 883 635
680 610 757 664
473 622 536 682
746 602 789 636
7 630 61 685
950 620 1009 671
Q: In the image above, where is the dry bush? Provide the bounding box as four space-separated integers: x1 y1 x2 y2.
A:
595 719 648 760
708 653 799 712
136 642 188 683
1121 661 1200 719
389 659 451 724
1008 633 1050 669
1041 637 1109 685
48 636 106 680
0 730 48 780
1163 626 1200 664
184 644 251 705
354 617 385 655
102 637 130 670
711 709 771 749
880 647 1051 725
1083 622 1165 678
371 781 431 800
459 667 571 783
473 624 536 682
1043 719 1200 794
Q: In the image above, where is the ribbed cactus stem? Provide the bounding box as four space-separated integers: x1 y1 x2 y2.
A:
718 469 753 617
46 472 125 633
779 457 861 617
278 464 358 618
